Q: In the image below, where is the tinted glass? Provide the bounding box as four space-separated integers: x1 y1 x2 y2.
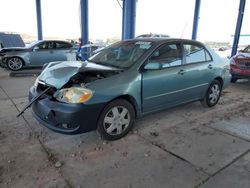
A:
55 42 72 49
184 44 211 64
148 43 182 68
90 41 153 69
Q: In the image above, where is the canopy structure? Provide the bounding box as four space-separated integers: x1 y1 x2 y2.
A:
35 0 247 56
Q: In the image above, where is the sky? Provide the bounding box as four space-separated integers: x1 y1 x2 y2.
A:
0 0 249 43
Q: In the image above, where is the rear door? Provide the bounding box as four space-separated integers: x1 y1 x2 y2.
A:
54 41 76 61
179 42 215 100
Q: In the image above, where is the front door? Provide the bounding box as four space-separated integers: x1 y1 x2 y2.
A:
29 41 57 66
142 43 186 113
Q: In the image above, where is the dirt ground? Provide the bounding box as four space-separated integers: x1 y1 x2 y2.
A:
0 68 250 188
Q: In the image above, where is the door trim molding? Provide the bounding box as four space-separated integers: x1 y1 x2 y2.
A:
144 83 208 100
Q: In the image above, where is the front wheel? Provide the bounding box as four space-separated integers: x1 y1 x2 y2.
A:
201 80 222 108
97 99 135 140
7 57 23 71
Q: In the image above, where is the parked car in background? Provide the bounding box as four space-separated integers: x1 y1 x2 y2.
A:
0 40 77 71
76 43 106 61
27 38 231 140
136 33 170 38
230 45 250 82
0 32 25 49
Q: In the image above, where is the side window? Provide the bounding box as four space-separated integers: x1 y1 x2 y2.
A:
37 42 46 50
148 43 182 68
184 44 211 64
36 42 54 50
46 42 54 49
55 42 72 49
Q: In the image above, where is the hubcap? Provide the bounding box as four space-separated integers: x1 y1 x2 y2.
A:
103 106 130 135
8 58 22 70
209 84 220 104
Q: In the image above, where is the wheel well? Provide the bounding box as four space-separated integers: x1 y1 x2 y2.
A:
112 95 138 117
214 77 223 87
7 56 25 65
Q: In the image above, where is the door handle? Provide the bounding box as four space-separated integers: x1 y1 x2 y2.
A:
178 69 186 75
208 64 213 69
49 51 54 54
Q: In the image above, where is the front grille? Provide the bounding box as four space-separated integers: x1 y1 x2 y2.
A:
236 61 250 70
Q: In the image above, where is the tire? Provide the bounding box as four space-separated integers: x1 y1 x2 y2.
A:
7 57 23 71
201 80 222 108
97 99 135 140
231 77 238 83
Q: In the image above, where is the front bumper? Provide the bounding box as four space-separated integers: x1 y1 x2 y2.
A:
231 65 250 79
29 86 105 134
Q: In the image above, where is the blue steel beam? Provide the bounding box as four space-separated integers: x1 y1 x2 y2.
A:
36 0 43 40
122 0 137 40
231 0 246 57
80 0 89 60
122 1 125 39
191 0 201 40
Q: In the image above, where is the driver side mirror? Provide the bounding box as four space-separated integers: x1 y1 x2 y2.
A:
144 61 162 70
33 46 39 52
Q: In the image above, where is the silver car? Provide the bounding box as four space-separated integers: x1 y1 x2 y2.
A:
0 40 77 71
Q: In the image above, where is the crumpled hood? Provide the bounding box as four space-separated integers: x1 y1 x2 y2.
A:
0 47 28 53
38 61 120 89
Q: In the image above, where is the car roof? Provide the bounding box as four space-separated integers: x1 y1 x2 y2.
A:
37 40 71 43
123 38 205 46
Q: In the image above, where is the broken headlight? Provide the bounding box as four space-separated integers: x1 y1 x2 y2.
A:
55 87 93 104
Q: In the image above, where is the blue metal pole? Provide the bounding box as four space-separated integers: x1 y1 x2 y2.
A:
231 0 246 57
122 0 137 40
191 0 201 40
80 0 89 60
122 1 125 40
36 0 43 40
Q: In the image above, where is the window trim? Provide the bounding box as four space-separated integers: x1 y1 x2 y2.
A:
143 42 184 71
35 41 55 50
182 42 213 65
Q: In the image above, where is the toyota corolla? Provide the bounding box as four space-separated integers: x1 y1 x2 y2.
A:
26 38 231 140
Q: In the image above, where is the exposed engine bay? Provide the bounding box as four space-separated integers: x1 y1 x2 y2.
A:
65 70 120 88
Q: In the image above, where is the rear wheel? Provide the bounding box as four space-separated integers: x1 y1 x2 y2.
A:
201 80 222 107
7 57 23 71
97 99 135 140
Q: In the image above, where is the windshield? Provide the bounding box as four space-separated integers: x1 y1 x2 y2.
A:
89 41 153 69
243 46 250 53
25 41 40 48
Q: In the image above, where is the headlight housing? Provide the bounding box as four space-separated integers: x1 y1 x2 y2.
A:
55 87 93 104
34 78 39 88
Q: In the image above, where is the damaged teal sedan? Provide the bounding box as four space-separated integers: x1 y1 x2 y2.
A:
26 38 231 140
